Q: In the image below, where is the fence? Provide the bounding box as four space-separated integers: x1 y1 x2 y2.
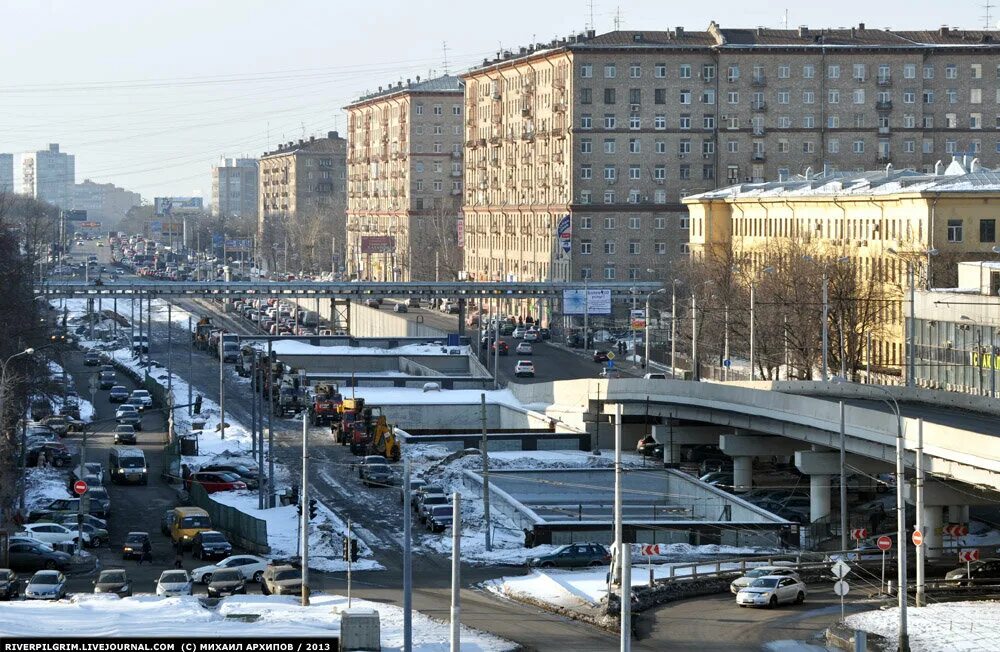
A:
190 483 270 555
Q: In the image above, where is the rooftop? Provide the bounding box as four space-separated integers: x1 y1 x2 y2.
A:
347 74 463 108
260 131 343 159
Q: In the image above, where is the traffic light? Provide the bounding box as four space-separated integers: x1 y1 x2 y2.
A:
350 538 358 562
342 536 359 562
308 498 317 519
296 501 302 516
193 395 203 414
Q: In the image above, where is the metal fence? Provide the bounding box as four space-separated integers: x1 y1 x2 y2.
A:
190 483 270 555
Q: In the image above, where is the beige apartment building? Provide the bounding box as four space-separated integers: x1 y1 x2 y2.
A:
344 75 464 281
462 24 1000 285
258 131 347 274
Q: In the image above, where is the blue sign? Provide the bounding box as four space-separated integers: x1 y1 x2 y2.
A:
212 234 224 248
723 359 731 368
607 360 615 369
149 221 162 234
557 214 572 254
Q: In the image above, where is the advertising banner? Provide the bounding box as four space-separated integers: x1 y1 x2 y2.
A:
154 197 203 216
563 289 612 315
456 218 465 248
630 309 647 331
361 235 396 254
557 214 572 255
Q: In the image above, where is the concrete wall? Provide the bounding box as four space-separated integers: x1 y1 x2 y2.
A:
278 352 474 375
289 297 446 338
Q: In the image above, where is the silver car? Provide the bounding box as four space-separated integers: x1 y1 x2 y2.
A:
25 570 67 600
735 575 807 608
155 570 193 597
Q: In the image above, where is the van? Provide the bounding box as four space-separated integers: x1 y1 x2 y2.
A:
108 447 148 485
171 507 212 546
300 310 319 327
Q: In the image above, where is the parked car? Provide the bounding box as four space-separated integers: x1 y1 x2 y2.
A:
27 443 72 468
361 463 393 488
192 555 269 584
730 567 801 594
514 360 535 378
93 569 132 597
185 471 247 494
108 386 129 403
593 350 610 363
528 543 610 568
736 575 807 608
426 505 454 533
417 495 451 523
566 333 584 348
0 569 20 600
261 564 302 596
206 569 246 598
393 303 408 313
7 539 72 572
412 484 445 509
65 521 108 548
86 487 111 519
121 531 151 560
945 558 1000 583
113 424 137 445
643 372 667 380
515 342 533 355
83 352 101 366
129 390 153 410
49 513 107 532
29 497 106 523
155 570 193 597
39 416 70 436
399 478 428 504
114 404 142 429
24 570 67 600
71 462 104 486
19 523 82 548
192 531 233 561
198 464 259 489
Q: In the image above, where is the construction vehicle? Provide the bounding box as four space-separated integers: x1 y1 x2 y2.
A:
335 403 400 461
235 345 255 377
368 414 401 461
192 317 213 350
310 383 343 426
333 398 367 447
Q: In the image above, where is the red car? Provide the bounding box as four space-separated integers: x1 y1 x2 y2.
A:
593 350 610 363
185 471 247 494
491 341 509 356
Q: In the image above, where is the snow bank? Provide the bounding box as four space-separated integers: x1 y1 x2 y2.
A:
845 601 1000 651
24 467 71 511
339 386 523 407
266 339 469 357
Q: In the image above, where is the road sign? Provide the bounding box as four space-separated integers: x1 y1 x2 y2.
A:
959 549 980 563
607 360 615 369
943 523 969 537
831 560 851 579
606 351 616 360
640 544 660 556
833 580 850 597
73 480 88 495
850 528 868 540
912 530 924 546
723 359 731 368
877 535 893 551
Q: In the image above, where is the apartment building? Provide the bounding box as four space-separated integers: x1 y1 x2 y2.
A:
344 75 464 281
258 132 347 272
18 143 75 209
0 154 12 193
212 158 259 221
462 23 1000 285
683 157 1000 370
72 179 141 226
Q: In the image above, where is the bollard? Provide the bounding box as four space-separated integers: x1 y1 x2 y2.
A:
887 580 894 595
853 629 867 652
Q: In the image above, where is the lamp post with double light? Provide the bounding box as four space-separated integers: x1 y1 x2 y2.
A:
644 288 666 370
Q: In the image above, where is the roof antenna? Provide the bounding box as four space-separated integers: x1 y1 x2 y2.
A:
587 0 595 31
782 9 789 29
984 0 995 28
613 5 621 30
442 41 450 75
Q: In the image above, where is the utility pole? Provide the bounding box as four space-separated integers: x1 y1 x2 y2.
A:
620 542 631 652
218 337 226 439
493 315 499 389
723 304 730 381
166 303 172 397
670 282 677 377
480 393 491 551
347 518 353 607
613 404 623 585
450 493 462 652
749 281 756 380
300 411 310 606
187 316 193 415
839 401 848 552
907 261 916 388
257 353 265 510
583 278 590 350
146 293 152 376
822 275 829 381
267 340 274 507
691 294 699 382
403 458 413 652
915 418 925 607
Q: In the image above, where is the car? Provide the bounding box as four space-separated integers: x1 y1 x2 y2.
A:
63 521 108 548
24 570 67 600
406 298 421 307
261 564 302 596
355 455 386 478
528 543 611 568
0 569 19 600
192 555 269 584
364 298 380 309
97 371 116 390
426 504 454 533
114 404 142 429
29 497 105 522
515 342 533 355
71 462 104 486
417 494 451 523
491 340 509 356
86 487 111 519
511 326 527 339
514 360 535 378
19 523 82 548
593 350 610 363
7 539 72 572
108 386 129 403
161 508 176 536
393 303 408 313
129 389 153 409
945 558 1000 583
192 531 233 561
730 566 801 594
539 327 551 340
643 372 668 380
113 424 137 445
206 569 246 598
93 569 132 597
399 478 428 504
83 352 101 366
39 416 70 436
523 330 540 343
121 531 150 560
736 575 807 608
700 471 735 491
49 513 107 532
27 443 72 467
636 435 662 457
198 464 259 489
155 570 193 597
413 484 445 509
185 471 247 494
361 463 393 488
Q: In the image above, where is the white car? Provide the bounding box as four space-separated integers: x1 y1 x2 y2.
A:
129 389 153 409
511 326 526 339
730 566 801 594
24 570 67 600
735 575 807 608
191 554 269 584
155 569 193 596
523 329 539 342
20 522 84 547
514 360 535 378
515 342 533 355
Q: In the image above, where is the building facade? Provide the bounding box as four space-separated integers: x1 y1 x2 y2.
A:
258 132 347 273
72 180 141 226
212 158 259 221
18 143 75 209
345 75 464 281
0 154 12 193
684 158 1000 370
462 24 1000 286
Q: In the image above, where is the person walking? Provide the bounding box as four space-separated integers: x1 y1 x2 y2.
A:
137 538 152 565
173 540 184 569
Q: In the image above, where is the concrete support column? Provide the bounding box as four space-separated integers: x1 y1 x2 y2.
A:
662 443 683 466
923 505 944 560
810 474 832 523
732 456 753 493
948 505 969 524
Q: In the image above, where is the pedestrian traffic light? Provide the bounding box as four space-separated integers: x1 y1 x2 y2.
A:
193 395 203 414
341 537 349 561
308 498 317 519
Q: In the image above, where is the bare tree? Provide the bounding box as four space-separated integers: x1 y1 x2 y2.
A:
408 197 462 281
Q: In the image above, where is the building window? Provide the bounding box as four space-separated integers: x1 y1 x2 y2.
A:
680 115 691 130
629 138 641 153
604 64 616 79
604 138 616 154
945 64 957 79
853 140 865 153
727 140 739 153
581 266 592 280
703 115 715 129
828 89 840 104
981 219 996 243
778 65 790 79
604 114 616 129
924 64 934 79
452 104 461 115
703 140 715 155
654 88 667 104
604 190 615 204
702 164 714 180
702 89 716 104
828 65 841 79
581 114 592 129
433 125 443 135
628 267 640 280
654 217 666 229
581 88 593 104
416 181 424 191
803 90 815 104
852 89 865 104
629 115 641 129
654 189 666 204
580 190 592 204
604 88 616 104
828 115 840 128
778 116 792 128
853 63 867 81
904 114 916 128
727 91 739 104
655 242 667 255
433 104 443 115
654 165 666 180
679 90 692 104
904 140 915 153
654 114 666 129
627 216 641 230
947 219 963 242
923 138 934 154
655 140 666 154
972 113 983 129
679 140 691 155
629 165 640 180
603 165 616 181
580 241 592 254
655 63 666 78
803 64 815 78
604 266 616 280
581 64 593 78
727 65 740 81
803 115 815 128
923 90 934 104
580 164 592 179
581 138 592 153
415 125 424 135
604 215 616 229
828 139 840 154
679 164 690 179
703 64 716 81
415 104 424 115
433 180 443 191
680 64 692 79
580 216 592 229
629 63 641 78
628 241 640 255
972 88 982 104
947 89 958 104
904 64 916 79
903 90 916 104
777 90 790 104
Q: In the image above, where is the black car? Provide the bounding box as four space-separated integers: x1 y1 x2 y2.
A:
121 532 150 560
426 505 454 533
83 352 101 366
7 539 72 572
87 487 112 519
192 531 233 561
566 334 584 348
108 386 129 403
97 371 116 390
27 444 72 468
0 569 20 600
206 569 246 598
593 350 610 363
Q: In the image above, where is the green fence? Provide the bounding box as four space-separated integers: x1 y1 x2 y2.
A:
190 483 270 555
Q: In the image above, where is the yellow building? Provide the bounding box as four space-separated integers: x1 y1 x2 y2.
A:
683 157 1000 368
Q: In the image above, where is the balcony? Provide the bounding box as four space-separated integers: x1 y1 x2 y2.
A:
752 153 766 161
752 102 767 112
876 100 893 112
752 127 766 136
877 76 892 86
876 155 891 165
878 126 891 134
751 76 767 87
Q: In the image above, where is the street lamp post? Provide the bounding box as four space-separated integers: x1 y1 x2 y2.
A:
0 348 35 443
888 248 938 388
669 280 681 378
691 281 713 382
644 289 666 370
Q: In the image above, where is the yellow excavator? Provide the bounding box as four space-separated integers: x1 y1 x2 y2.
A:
369 414 401 462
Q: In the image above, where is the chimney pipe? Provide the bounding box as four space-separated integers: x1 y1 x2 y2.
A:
934 160 944 175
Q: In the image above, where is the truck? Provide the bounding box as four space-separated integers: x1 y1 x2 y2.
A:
310 383 343 426
192 317 213 350
273 380 305 417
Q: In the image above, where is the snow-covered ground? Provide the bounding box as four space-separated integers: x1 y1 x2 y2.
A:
0 593 515 650
266 339 470 357
338 386 524 408
24 467 72 512
845 601 1000 652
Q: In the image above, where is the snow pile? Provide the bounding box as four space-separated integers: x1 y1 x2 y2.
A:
0 593 515 650
845 601 1000 651
24 467 71 512
266 339 471 357
339 386 524 408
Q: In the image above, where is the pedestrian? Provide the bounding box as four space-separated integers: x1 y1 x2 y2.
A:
38 450 47 468
138 538 152 565
173 540 184 569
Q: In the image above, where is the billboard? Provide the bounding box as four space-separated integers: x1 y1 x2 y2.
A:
630 309 647 331
154 197 203 216
161 221 184 237
456 217 465 248
224 239 252 252
78 221 102 229
557 214 572 255
563 289 612 315
361 235 396 254
62 210 87 222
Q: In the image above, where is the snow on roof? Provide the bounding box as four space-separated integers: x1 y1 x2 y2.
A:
263 339 464 357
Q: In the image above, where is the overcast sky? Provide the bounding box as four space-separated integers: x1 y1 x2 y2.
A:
0 0 992 200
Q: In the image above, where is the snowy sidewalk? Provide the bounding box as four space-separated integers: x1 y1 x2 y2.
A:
846 601 1000 651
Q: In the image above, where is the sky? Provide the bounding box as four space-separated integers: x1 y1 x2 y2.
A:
0 0 994 200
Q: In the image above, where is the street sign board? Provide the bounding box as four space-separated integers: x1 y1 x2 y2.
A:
912 530 924 546
943 523 969 537
73 480 88 495
876 535 893 551
361 235 396 254
562 289 613 315
723 359 731 368
640 544 660 556
831 560 851 579
959 549 980 563
833 580 850 597
630 309 646 331
850 528 868 540
606 351 616 360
